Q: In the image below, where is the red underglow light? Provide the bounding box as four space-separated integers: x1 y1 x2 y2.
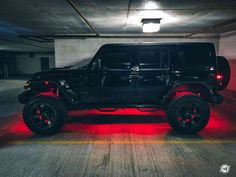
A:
67 108 168 135
175 91 194 97
37 91 57 97
44 81 49 85
2 106 235 141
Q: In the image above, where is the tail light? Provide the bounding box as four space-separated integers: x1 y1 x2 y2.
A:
216 74 223 86
44 81 49 85
216 74 223 80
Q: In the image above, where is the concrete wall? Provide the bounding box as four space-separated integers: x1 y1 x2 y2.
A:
55 36 219 67
219 30 236 59
219 30 236 91
0 53 17 76
16 53 55 74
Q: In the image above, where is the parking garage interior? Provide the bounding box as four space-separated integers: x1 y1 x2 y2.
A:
0 0 236 177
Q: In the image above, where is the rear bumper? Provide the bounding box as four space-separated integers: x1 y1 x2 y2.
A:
211 93 224 104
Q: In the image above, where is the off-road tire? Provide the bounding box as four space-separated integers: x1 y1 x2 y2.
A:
167 95 210 134
23 96 67 135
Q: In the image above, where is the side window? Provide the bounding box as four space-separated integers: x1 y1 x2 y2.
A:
175 45 213 69
101 50 130 69
138 47 169 69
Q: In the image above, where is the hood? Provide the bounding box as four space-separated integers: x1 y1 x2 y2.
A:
31 66 87 80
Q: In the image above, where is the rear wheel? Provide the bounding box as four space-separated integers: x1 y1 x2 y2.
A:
167 95 210 134
23 97 67 135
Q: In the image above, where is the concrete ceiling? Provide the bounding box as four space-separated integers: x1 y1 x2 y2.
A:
0 0 236 52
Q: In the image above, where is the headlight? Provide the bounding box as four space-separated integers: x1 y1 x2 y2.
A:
59 80 70 89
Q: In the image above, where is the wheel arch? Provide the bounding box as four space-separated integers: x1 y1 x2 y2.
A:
19 80 74 105
162 81 214 106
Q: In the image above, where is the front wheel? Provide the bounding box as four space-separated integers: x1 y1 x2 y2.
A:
167 95 210 134
23 97 67 135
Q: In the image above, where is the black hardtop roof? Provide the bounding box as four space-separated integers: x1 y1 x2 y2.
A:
101 42 214 48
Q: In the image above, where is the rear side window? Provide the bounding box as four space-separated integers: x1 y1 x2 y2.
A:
175 45 214 69
101 50 130 69
138 47 169 69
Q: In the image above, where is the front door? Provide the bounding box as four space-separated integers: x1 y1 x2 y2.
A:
82 46 136 104
134 46 171 103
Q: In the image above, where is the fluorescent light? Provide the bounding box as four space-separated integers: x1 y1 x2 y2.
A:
142 18 161 33
142 23 160 33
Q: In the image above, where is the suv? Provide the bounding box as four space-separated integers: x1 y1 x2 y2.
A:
18 43 230 135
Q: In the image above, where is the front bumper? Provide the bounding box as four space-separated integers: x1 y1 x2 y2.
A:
18 90 35 104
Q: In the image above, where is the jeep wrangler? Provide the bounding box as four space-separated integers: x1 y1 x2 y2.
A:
18 43 230 135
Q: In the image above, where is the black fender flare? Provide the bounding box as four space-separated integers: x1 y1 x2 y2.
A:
19 80 74 104
161 81 215 105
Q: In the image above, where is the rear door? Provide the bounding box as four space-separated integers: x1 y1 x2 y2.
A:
173 44 217 88
134 45 171 103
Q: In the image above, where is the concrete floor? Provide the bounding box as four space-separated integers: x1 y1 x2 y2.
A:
0 79 236 177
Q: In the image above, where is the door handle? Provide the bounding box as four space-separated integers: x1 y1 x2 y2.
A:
121 76 132 83
157 75 169 79
121 76 131 80
130 66 140 72
137 75 144 79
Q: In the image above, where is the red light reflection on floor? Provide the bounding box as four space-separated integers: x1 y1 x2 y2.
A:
1 107 235 140
200 106 236 138
6 114 30 134
66 108 168 135
64 123 171 136
205 111 233 131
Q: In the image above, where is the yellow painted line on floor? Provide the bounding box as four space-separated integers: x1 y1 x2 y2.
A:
8 139 236 145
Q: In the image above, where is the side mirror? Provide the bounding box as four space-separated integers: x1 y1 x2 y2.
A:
92 59 101 71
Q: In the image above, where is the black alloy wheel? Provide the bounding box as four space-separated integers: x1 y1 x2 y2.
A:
177 102 202 128
167 95 210 134
29 103 57 129
23 97 67 135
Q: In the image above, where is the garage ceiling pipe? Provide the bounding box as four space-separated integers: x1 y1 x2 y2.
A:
18 33 222 39
0 38 53 49
19 36 53 43
18 34 192 38
67 0 99 36
187 18 236 37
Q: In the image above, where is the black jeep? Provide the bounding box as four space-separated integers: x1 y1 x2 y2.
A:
18 43 230 135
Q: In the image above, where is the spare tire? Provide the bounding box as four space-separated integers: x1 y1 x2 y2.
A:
217 56 230 90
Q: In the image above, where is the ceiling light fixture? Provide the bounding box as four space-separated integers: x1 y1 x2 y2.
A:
141 18 161 33
144 1 159 9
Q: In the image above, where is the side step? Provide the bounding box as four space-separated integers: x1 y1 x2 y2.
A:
137 108 159 112
97 108 119 112
97 107 159 113
70 103 162 111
